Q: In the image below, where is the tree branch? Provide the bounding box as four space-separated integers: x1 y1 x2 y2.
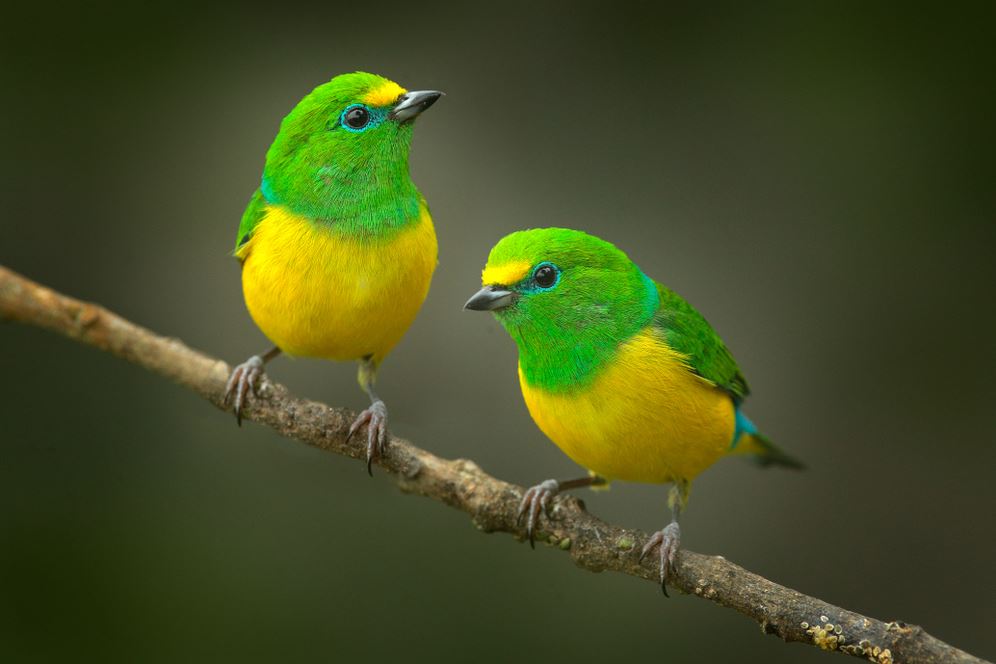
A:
0 264 986 664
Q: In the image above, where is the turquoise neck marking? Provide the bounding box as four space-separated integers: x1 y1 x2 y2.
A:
638 268 660 319
261 174 278 204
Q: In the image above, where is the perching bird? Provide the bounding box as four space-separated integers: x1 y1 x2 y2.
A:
225 72 442 473
464 228 802 593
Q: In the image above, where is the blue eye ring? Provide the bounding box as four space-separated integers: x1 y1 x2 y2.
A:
531 262 560 290
340 104 372 132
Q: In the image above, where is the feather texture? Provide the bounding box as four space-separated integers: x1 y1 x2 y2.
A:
240 202 436 363
480 227 800 483
233 72 438 368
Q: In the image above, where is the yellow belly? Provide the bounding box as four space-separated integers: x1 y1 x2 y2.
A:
239 204 437 362
519 328 734 484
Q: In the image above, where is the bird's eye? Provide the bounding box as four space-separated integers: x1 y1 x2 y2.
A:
533 263 559 289
342 105 371 131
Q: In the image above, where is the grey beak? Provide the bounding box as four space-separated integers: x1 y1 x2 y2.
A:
464 286 516 311
389 90 444 123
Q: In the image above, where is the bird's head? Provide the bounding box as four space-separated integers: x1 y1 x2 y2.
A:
261 71 442 220
465 228 660 355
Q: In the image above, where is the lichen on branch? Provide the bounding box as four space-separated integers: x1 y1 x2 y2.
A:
0 265 987 664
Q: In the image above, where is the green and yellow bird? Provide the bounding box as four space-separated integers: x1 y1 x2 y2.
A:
225 72 442 472
465 228 802 592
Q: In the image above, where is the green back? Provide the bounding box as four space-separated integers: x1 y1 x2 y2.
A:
236 189 267 251
652 283 750 401
485 228 748 400
235 72 423 252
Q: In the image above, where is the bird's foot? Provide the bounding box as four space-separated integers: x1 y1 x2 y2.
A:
223 355 267 426
640 522 681 596
517 479 560 549
348 400 388 476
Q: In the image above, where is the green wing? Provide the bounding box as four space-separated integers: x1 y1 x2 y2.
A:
234 189 267 258
652 283 750 401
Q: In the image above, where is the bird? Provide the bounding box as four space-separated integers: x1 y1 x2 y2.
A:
464 227 802 593
224 71 442 474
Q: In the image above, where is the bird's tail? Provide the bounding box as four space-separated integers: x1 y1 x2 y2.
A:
735 432 805 470
730 409 804 470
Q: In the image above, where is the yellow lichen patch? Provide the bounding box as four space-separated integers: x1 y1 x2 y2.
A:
810 627 838 651
362 80 406 107
885 620 912 634
805 617 896 663
482 260 532 287
840 637 894 663
805 616 843 651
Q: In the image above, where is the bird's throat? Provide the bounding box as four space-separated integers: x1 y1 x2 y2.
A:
511 324 621 393
264 166 422 238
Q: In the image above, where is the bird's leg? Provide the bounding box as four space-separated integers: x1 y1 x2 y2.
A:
517 475 607 548
223 346 281 426
640 480 689 596
347 356 389 476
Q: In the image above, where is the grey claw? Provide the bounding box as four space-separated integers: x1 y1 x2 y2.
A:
348 400 388 476
346 415 362 442
517 479 560 548
640 522 681 596
223 368 240 405
224 356 265 426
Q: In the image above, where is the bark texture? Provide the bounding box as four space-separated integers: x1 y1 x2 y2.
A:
0 264 987 664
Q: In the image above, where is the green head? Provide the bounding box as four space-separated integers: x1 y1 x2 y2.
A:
465 228 660 390
261 71 442 227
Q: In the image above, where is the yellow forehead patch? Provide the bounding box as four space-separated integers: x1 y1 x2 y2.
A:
362 81 407 107
482 261 532 286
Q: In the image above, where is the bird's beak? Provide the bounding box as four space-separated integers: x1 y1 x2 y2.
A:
464 286 516 311
389 90 444 123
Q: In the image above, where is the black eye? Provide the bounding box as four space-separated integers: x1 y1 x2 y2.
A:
344 106 370 129
534 264 557 288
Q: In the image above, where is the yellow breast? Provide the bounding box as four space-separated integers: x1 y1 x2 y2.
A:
238 204 437 363
519 328 734 484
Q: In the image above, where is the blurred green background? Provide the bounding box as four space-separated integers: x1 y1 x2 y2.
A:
2 2 994 662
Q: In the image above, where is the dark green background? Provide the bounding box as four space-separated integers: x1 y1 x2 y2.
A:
2 2 994 662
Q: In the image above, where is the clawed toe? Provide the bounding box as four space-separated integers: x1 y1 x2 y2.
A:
348 400 389 476
224 356 266 426
517 479 560 548
639 522 681 596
